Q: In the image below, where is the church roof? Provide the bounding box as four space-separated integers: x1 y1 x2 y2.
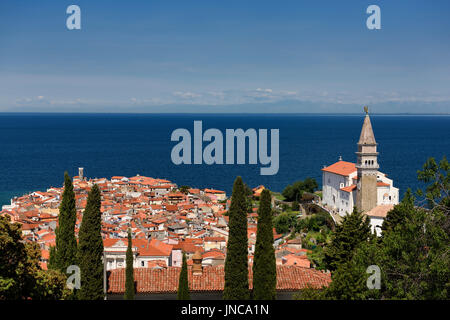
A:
322 161 356 176
358 114 377 145
340 185 357 193
364 204 394 218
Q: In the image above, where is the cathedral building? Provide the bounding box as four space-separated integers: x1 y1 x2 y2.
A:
321 108 399 236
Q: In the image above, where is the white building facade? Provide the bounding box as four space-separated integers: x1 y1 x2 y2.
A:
321 110 399 235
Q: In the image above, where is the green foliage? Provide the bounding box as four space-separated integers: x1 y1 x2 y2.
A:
323 207 372 272
293 286 326 300
417 156 449 209
0 215 69 300
379 201 449 298
177 252 190 300
282 178 318 202
253 189 277 300
223 176 249 300
382 188 415 233
243 183 254 213
273 212 297 234
377 156 448 299
179 185 190 194
48 245 57 270
325 239 382 300
124 229 135 300
77 184 104 300
54 172 78 272
303 156 450 300
306 246 327 270
291 200 300 211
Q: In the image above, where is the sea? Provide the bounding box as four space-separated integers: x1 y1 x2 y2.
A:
0 113 449 207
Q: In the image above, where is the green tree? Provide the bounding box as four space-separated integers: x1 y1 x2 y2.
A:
177 252 190 300
381 188 415 233
47 245 57 270
282 178 318 202
77 184 104 300
291 200 300 211
324 207 372 272
324 238 382 300
273 212 297 234
253 189 277 300
243 183 254 213
179 185 190 194
223 176 249 300
0 215 69 300
124 229 135 300
54 172 78 272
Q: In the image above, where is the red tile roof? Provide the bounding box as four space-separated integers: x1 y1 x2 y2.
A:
322 161 356 176
107 265 331 293
340 185 357 193
364 204 394 218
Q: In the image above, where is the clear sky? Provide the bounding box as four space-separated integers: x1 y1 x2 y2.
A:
1 0 449 113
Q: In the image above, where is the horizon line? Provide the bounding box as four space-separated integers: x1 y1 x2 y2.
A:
0 112 449 116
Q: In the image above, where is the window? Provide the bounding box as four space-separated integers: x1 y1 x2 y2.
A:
141 261 145 267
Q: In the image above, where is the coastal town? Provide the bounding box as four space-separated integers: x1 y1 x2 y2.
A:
1 168 333 298
0 111 405 298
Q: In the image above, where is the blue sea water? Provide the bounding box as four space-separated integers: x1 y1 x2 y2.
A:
0 113 448 206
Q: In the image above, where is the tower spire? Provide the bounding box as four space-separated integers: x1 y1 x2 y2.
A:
358 106 376 145
355 106 379 213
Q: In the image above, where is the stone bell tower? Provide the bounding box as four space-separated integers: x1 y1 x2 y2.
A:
356 107 379 212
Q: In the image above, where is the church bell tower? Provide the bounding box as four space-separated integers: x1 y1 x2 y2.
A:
356 107 379 212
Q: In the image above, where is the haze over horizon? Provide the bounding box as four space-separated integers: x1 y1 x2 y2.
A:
1 0 449 113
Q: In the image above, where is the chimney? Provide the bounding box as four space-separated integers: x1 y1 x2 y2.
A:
192 251 203 275
78 167 84 180
338 155 342 161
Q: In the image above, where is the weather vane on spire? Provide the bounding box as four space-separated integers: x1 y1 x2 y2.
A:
364 105 369 114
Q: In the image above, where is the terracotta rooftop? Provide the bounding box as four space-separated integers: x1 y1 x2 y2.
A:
364 204 394 218
322 161 356 177
340 185 357 193
107 265 331 294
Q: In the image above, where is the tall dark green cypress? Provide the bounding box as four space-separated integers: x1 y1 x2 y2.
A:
223 176 249 300
54 172 77 272
48 245 57 270
252 189 277 300
77 184 104 300
177 252 190 300
124 229 135 300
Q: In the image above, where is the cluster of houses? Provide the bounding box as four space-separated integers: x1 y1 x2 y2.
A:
1 170 330 298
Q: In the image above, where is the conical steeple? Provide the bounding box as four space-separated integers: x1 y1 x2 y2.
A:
356 106 379 213
358 107 376 145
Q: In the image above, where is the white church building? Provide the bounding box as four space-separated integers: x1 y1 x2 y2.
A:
321 108 399 236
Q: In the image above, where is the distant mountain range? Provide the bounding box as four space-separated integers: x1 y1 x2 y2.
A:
2 99 450 114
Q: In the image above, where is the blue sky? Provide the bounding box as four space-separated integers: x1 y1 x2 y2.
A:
0 0 449 113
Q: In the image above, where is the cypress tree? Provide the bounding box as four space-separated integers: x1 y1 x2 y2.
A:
324 207 372 272
177 252 190 300
124 229 135 300
55 172 78 272
252 189 277 300
48 245 57 270
223 176 249 300
77 184 104 300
